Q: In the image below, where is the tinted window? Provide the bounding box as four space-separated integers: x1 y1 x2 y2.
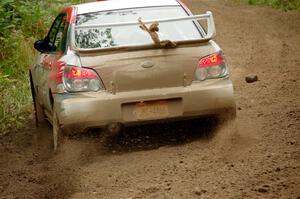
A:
55 15 67 51
75 6 202 49
47 14 67 52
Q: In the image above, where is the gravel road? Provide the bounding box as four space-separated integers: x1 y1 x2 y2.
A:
1 0 299 198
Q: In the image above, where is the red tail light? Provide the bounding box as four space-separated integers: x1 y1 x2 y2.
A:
195 52 228 81
65 67 98 79
63 66 104 92
198 53 224 67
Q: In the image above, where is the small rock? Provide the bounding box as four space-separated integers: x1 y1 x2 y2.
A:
194 190 201 196
245 75 258 83
237 107 242 110
275 167 281 172
194 187 207 196
257 187 268 193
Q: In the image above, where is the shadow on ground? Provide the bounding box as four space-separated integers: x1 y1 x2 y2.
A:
69 117 221 155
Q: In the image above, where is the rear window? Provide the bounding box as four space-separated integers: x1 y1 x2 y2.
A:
75 6 202 49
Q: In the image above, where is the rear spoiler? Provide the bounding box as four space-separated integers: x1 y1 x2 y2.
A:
70 11 216 52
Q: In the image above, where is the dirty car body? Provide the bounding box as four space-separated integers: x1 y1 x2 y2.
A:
30 0 236 149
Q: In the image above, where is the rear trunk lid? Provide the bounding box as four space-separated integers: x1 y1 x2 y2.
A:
79 43 215 93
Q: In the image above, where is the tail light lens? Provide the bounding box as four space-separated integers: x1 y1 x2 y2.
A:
63 66 104 92
195 52 228 81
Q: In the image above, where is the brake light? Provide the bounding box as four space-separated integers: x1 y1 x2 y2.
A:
195 52 228 81
198 53 223 67
63 66 104 92
66 67 98 79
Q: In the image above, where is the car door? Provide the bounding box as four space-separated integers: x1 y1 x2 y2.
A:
34 13 67 112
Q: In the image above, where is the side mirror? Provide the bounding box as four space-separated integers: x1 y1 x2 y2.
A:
34 38 54 53
34 40 46 52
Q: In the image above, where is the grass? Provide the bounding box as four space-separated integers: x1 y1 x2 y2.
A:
244 0 300 11
0 0 87 135
0 32 34 134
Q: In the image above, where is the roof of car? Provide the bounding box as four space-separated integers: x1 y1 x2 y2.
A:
76 0 180 15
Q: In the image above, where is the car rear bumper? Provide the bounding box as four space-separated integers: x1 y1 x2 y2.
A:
54 78 235 133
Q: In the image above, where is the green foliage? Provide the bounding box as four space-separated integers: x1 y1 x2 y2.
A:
245 0 300 11
0 33 32 134
0 0 14 40
0 0 87 135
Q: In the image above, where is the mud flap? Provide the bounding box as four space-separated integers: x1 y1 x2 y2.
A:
52 110 64 152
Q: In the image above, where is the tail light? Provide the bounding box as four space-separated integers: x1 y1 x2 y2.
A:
63 66 104 92
195 52 228 81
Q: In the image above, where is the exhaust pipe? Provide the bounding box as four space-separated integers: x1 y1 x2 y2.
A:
106 123 123 134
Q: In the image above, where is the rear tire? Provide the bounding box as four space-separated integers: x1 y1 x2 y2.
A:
35 96 45 126
52 110 64 152
29 73 45 127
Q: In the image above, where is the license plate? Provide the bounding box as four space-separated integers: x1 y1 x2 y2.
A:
133 101 169 120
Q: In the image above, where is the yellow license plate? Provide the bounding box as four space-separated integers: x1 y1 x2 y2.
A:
133 101 169 120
